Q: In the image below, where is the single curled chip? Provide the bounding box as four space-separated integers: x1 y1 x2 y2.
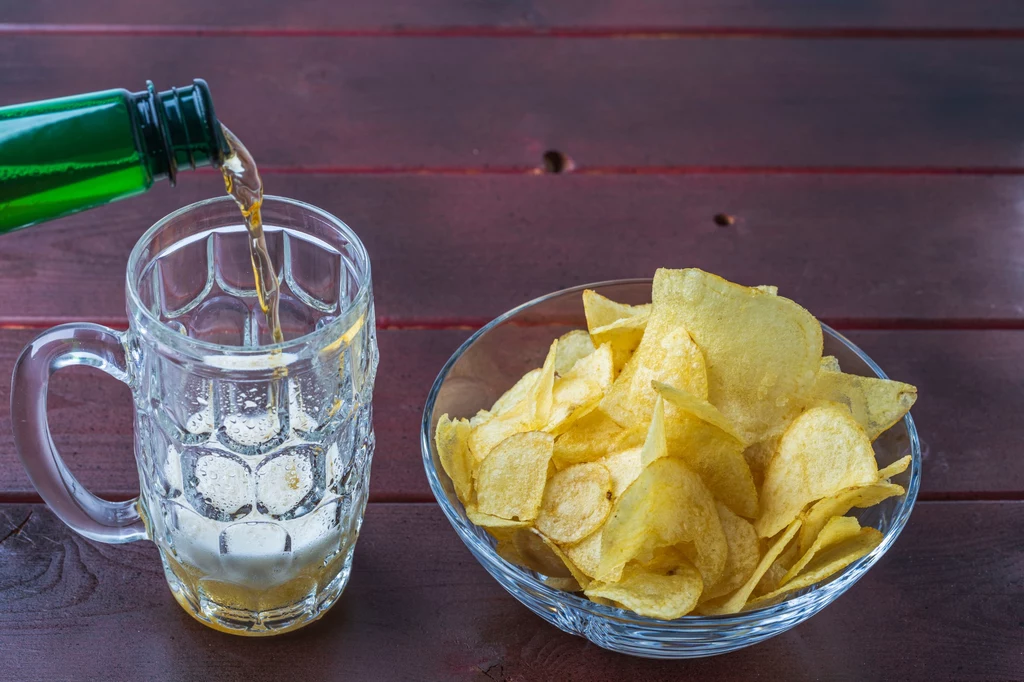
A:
591 316 648 373
808 370 917 440
554 329 596 376
553 409 625 467
474 431 554 521
653 268 822 444
490 369 541 416
583 289 651 331
545 343 614 436
702 503 760 601
470 340 557 460
756 403 879 538
435 415 475 504
585 560 703 620
535 462 614 544
599 457 727 588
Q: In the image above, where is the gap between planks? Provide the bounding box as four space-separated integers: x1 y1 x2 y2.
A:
184 165 1024 177
2 319 1024 332
5 25 1024 39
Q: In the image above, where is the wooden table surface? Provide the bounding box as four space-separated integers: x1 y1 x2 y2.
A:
2 3 1023 680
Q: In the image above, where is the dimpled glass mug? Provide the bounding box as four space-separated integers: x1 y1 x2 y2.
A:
11 196 378 635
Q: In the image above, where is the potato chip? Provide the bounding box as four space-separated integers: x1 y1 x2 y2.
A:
755 284 778 296
468 399 533 462
469 508 531 563
512 528 594 587
542 576 582 592
599 446 643 497
756 403 879 538
466 505 530 532
653 268 822 444
797 481 904 554
469 409 493 428
474 431 553 521
636 544 692 573
653 381 744 443
743 437 777 489
599 309 708 428
610 424 646 452
532 340 559 424
590 316 648 373
491 369 540 416
552 409 625 467
435 415 476 504
545 343 614 436
563 528 624 583
495 536 525 566
512 528 574 578
753 535 800 597
639 397 669 467
781 515 861 586
877 455 911 481
746 527 883 610
536 462 614 544
470 341 557 459
808 370 917 440
654 382 759 519
585 560 703 620
702 503 761 601
599 457 727 588
583 289 651 331
820 355 841 373
698 519 801 615
555 330 596 376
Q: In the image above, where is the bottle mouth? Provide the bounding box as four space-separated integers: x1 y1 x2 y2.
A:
139 79 230 186
190 78 232 165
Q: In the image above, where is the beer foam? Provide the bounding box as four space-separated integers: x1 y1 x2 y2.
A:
159 383 343 588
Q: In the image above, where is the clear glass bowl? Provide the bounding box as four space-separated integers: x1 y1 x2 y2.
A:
420 280 920 659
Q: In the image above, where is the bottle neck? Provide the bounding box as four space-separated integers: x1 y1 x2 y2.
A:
130 79 231 185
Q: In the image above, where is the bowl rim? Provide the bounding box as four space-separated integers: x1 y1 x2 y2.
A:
420 278 921 628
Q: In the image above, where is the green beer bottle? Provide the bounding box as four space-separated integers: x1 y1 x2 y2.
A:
0 80 230 232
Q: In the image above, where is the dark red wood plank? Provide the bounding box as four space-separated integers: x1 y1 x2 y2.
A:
2 36 1024 169
0 328 1020 499
5 0 1024 31
0 174 1022 324
0 501 1020 680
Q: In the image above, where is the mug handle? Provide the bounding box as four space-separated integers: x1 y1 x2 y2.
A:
11 323 147 543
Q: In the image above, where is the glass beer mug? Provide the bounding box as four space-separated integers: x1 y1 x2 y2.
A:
11 197 378 635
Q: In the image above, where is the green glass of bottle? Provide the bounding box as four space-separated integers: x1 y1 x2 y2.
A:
0 79 230 232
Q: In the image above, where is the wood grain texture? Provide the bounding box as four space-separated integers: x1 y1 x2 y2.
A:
2 37 1024 169
2 174 1024 325
5 0 1024 31
0 327 1020 499
0 501 1020 680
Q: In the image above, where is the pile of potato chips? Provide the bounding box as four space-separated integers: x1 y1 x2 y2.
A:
436 269 917 619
